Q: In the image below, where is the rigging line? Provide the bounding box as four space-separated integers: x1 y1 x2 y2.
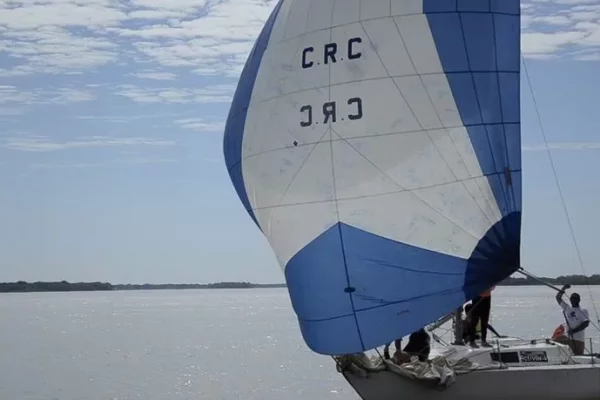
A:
521 54 600 325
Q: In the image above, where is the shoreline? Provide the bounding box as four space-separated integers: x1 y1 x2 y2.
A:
1 276 599 293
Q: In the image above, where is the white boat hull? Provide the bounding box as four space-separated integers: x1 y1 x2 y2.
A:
343 364 600 400
338 339 600 400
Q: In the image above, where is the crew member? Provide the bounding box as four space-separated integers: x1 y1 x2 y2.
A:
555 284 589 355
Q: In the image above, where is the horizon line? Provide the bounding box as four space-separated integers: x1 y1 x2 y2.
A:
3 273 600 286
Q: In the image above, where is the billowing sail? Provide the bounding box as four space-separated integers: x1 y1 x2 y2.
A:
223 0 521 356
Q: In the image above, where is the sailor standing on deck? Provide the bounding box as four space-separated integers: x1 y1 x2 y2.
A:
462 302 504 342
555 284 590 355
468 285 495 348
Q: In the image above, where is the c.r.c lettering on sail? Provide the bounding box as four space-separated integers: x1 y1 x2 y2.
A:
301 37 362 69
300 97 363 127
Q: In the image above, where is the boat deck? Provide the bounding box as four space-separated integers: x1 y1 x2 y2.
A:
340 337 600 400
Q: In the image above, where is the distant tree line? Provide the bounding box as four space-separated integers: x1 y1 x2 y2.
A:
1 275 598 293
0 281 286 293
499 274 600 286
0 280 113 293
113 282 286 290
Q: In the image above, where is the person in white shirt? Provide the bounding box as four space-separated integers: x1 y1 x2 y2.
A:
555 284 590 355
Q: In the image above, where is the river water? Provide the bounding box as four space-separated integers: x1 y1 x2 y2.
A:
1 286 599 400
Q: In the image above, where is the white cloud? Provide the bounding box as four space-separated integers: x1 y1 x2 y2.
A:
112 0 278 77
115 1 273 40
0 2 128 30
0 26 118 75
531 0 599 4
31 158 177 169
128 0 209 11
2 135 176 152
521 0 600 59
0 0 597 83
0 0 596 183
129 38 255 77
554 0 599 4
176 118 224 132
532 16 573 26
0 85 95 105
573 21 600 30
521 14 535 30
523 142 600 151
132 71 178 80
0 2 123 76
522 31 588 56
0 85 38 104
115 84 234 103
128 10 186 20
568 11 600 21
0 0 597 162
71 112 186 122
579 23 600 46
45 88 95 104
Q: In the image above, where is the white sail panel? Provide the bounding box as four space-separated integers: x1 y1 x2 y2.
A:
305 0 336 32
361 0 393 20
328 79 421 138
337 192 480 258
361 19 417 78
243 88 330 156
391 0 423 16
254 201 338 269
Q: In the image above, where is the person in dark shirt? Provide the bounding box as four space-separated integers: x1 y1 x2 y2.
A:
383 338 402 360
402 328 431 361
462 303 504 343
384 328 431 364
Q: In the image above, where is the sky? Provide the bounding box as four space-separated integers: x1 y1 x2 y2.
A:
0 0 599 284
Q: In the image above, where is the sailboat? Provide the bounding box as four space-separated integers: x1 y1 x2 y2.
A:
223 0 600 399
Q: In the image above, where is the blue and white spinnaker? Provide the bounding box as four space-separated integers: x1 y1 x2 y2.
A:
223 0 521 356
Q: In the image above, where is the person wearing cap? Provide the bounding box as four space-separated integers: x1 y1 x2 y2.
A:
555 283 590 355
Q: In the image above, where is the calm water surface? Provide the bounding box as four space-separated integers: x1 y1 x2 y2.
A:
1 286 599 400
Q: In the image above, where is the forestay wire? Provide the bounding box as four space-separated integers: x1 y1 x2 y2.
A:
521 54 600 327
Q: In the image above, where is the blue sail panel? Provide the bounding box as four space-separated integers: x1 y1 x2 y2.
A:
286 216 519 354
222 0 285 227
223 0 522 356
